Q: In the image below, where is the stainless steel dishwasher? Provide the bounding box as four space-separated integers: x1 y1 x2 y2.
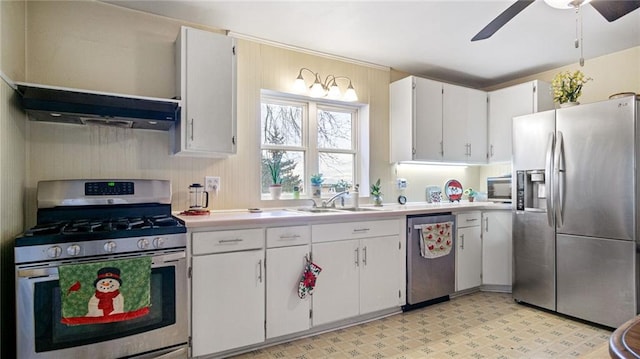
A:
404 213 456 310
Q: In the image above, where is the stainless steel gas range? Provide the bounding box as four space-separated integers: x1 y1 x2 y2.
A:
15 179 188 359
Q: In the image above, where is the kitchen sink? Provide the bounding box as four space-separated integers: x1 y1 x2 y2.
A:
290 208 342 213
337 207 383 212
289 207 384 214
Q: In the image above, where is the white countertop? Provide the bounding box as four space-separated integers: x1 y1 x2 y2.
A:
175 201 512 229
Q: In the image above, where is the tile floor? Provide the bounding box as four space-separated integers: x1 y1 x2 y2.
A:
233 292 612 359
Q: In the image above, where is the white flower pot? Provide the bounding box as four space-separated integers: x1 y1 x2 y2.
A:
269 185 282 200
560 101 580 108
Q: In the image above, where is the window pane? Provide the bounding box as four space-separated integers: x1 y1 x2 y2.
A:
317 109 352 150
261 150 304 194
319 152 354 192
261 103 303 146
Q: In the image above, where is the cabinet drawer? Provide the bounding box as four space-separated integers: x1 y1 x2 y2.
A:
457 211 481 228
312 219 400 243
192 228 264 255
266 226 310 248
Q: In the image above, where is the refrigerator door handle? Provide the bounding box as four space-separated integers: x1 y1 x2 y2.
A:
545 132 555 227
554 131 565 227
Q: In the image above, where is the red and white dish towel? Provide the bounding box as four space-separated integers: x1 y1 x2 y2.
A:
419 221 453 259
298 257 322 299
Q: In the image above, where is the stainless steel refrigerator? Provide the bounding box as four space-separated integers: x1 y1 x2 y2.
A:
512 95 638 328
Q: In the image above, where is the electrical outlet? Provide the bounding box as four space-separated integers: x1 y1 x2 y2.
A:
397 178 407 189
205 176 220 194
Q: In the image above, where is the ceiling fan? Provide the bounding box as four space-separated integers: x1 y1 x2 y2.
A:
472 0 640 42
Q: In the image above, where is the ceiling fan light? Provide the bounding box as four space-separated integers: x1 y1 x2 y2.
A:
544 0 589 9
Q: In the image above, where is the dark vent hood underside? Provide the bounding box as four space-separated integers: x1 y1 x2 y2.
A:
16 82 180 131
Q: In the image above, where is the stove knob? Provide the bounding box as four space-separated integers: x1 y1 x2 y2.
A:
104 241 117 253
153 237 165 249
46 246 62 258
137 238 150 250
67 244 81 256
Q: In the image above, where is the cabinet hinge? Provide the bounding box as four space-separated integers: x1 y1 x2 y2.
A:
398 290 402 298
232 46 236 56
264 320 267 331
309 309 313 319
188 266 192 279
232 136 236 145
533 84 537 93
399 241 401 250
188 336 192 347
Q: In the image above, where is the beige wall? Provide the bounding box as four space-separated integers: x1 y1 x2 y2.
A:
24 0 392 225
0 1 26 357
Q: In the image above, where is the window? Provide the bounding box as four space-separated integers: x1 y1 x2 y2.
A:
261 94 362 199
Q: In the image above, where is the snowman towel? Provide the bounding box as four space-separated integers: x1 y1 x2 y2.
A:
419 222 453 259
58 257 151 325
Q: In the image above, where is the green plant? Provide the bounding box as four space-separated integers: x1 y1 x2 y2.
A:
268 162 282 185
463 188 478 197
333 179 351 191
370 178 382 196
551 70 592 104
310 173 324 186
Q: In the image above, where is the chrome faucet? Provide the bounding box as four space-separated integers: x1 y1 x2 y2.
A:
304 198 318 208
322 190 349 208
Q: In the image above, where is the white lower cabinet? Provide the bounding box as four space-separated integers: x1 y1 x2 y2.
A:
311 219 403 326
265 226 311 339
312 239 361 326
455 212 482 291
191 229 265 357
482 211 513 288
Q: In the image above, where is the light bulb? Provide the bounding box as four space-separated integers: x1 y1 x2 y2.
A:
343 82 358 102
309 81 326 98
293 74 307 93
327 82 341 99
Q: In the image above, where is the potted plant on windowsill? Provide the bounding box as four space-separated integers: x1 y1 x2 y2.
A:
370 178 383 206
310 173 324 199
333 179 351 193
268 162 283 200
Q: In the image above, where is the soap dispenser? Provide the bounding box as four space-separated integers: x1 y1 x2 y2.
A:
352 184 359 209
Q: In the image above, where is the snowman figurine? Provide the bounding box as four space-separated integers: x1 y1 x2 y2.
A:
86 267 124 317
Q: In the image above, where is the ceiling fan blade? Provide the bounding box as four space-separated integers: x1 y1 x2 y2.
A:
471 0 535 41
589 0 640 22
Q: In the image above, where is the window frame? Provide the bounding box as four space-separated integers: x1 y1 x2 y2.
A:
260 92 364 201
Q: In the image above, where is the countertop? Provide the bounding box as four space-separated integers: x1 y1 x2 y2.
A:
175 201 512 229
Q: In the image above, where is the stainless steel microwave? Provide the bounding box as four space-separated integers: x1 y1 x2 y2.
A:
487 175 512 203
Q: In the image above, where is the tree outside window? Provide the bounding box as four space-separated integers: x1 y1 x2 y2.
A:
261 96 358 199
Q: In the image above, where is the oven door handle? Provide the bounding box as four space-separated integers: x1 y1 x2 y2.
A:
17 267 58 279
18 250 186 278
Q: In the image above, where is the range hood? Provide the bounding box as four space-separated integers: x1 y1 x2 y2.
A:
15 82 181 131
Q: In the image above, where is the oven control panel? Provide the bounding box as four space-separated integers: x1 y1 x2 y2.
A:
85 181 135 196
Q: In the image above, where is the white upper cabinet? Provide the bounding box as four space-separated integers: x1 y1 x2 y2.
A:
390 76 487 163
172 26 237 157
443 84 488 163
390 76 443 162
487 80 553 163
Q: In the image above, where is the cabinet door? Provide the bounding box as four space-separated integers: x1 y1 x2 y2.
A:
414 77 444 161
266 245 310 339
488 82 534 163
442 83 469 161
178 27 236 156
482 211 513 286
360 236 402 314
191 250 264 356
465 88 488 163
311 240 360 326
456 226 482 291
